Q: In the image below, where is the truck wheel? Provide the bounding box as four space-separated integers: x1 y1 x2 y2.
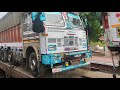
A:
29 52 46 77
0 50 2 61
1 51 4 62
3 50 8 62
29 52 39 77
8 51 15 65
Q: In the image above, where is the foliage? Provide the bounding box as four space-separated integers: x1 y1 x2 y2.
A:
90 41 105 47
79 12 104 43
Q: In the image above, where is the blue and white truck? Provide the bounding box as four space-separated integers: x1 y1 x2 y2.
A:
0 12 92 77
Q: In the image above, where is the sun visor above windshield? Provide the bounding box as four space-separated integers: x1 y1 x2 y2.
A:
68 13 80 19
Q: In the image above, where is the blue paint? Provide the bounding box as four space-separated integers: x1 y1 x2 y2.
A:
68 13 80 19
42 50 92 69
83 43 87 48
45 12 61 15
61 62 89 72
31 12 46 21
66 21 72 29
40 12 46 21
80 60 85 64
86 50 92 58
42 54 62 66
66 51 90 56
48 45 57 51
42 54 51 65
50 54 53 68
31 12 38 21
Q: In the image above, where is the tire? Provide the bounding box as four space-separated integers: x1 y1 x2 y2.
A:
29 52 46 77
8 51 12 64
45 68 52 78
8 50 15 65
1 50 4 62
29 52 39 77
0 50 2 61
3 50 8 62
15 51 23 66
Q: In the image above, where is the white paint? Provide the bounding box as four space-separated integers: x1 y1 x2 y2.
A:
108 12 120 42
0 42 23 48
40 33 47 54
0 12 8 19
52 68 62 73
41 28 87 54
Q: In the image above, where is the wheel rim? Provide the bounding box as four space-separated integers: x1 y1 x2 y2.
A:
30 59 36 71
1 52 4 61
8 54 11 62
2 58 3 61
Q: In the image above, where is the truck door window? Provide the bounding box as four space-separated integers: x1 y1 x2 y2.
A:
23 12 32 31
68 13 83 29
44 12 64 27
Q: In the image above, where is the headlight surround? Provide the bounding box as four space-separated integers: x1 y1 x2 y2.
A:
48 45 57 51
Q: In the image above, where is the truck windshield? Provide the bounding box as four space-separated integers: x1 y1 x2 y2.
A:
68 13 83 29
44 12 64 27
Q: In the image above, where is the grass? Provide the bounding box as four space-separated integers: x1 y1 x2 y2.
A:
90 41 105 47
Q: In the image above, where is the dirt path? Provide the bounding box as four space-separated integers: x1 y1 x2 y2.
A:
75 68 120 78
50 67 120 78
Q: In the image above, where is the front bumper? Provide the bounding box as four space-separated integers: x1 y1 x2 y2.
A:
52 61 90 73
42 50 92 66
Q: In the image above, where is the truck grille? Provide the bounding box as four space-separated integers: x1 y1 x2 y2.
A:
64 36 78 47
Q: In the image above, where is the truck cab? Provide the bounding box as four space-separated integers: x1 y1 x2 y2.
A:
22 12 92 76
0 12 91 77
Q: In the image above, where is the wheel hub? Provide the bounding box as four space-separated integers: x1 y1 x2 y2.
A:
30 59 36 71
8 55 11 62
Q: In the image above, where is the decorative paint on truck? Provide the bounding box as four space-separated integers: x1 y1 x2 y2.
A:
0 12 92 77
102 12 120 46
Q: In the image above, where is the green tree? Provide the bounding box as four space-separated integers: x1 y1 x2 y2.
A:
79 12 104 42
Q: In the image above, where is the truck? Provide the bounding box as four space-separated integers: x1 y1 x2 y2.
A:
101 12 120 53
0 12 92 78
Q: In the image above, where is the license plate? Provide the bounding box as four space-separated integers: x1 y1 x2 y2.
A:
52 68 62 73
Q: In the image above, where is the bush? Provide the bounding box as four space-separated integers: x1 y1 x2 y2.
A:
90 41 105 47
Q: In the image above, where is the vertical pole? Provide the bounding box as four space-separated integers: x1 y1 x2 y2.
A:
111 51 116 78
119 53 120 68
37 33 41 78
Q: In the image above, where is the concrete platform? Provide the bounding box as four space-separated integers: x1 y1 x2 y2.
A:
75 69 120 78
90 56 119 67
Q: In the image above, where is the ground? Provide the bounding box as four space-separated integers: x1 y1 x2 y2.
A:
0 52 119 78
51 52 120 78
